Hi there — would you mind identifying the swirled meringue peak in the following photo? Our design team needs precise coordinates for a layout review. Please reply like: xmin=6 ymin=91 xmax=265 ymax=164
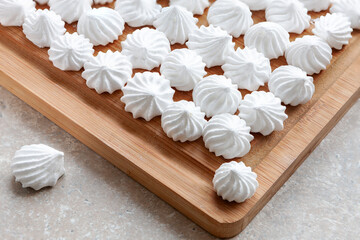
xmin=121 ymin=72 xmax=175 ymax=121
xmin=207 ymin=0 xmax=253 ymax=38
xmin=203 ymin=114 xmax=254 ymax=159
xmin=0 ymin=0 xmax=35 ymax=26
xmin=213 ymin=161 xmax=258 ymax=203
xmin=239 ymin=91 xmax=288 ymax=136
xmin=23 ymin=9 xmax=66 ymax=48
xmin=285 ymin=35 xmax=332 ymax=75
xmin=115 ymin=0 xmax=161 ymax=27
xmin=238 ymin=0 xmax=268 ymax=11
xmin=298 ymin=0 xmax=330 ymax=12
xmin=244 ymin=22 xmax=290 ymax=59
xmin=35 ymin=0 xmax=49 ymax=5
xmin=161 ymin=100 xmax=207 ymax=142
xmin=94 ymin=0 xmax=113 ymax=4
xmin=265 ymin=0 xmax=310 ymax=34
xmin=48 ymin=32 xmax=94 ymax=71
xmin=154 ymin=6 xmax=198 ymax=45
xmin=330 ymin=0 xmax=360 ymax=29
xmin=121 ymin=28 xmax=170 ymax=70
xmin=170 ymin=0 xmax=210 ymax=15
xmin=186 ymin=25 xmax=235 ymax=68
xmin=313 ymin=13 xmax=353 ymax=50
xmin=49 ymin=0 xmax=92 ymax=24
xmin=269 ymin=66 xmax=315 ymax=106
xmin=82 ymin=51 xmax=132 ymax=94
xmin=222 ymin=47 xmax=271 ymax=91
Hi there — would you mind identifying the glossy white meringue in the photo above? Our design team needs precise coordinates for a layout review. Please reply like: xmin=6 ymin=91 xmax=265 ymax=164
xmin=23 ymin=9 xmax=66 ymax=48
xmin=269 ymin=66 xmax=315 ymax=106
xmin=36 ymin=0 xmax=49 ymax=4
xmin=313 ymin=13 xmax=353 ymax=50
xmin=244 ymin=22 xmax=290 ymax=59
xmin=11 ymin=144 xmax=65 ymax=191
xmin=213 ymin=161 xmax=258 ymax=203
xmin=48 ymin=0 xmax=92 ymax=24
xmin=285 ymin=35 xmax=332 ymax=75
xmin=298 ymin=0 xmax=330 ymax=12
xmin=48 ymin=32 xmax=94 ymax=71
xmin=82 ymin=50 xmax=132 ymax=94
xmin=121 ymin=72 xmax=175 ymax=121
xmin=330 ymin=0 xmax=360 ymax=29
xmin=193 ymin=75 xmax=242 ymax=118
xmin=203 ymin=114 xmax=254 ymax=159
xmin=161 ymin=100 xmax=207 ymax=142
xmin=169 ymin=0 xmax=210 ymax=15
xmin=238 ymin=91 xmax=288 ymax=136
xmin=115 ymin=0 xmax=161 ymax=27
xmin=0 ymin=0 xmax=35 ymax=26
xmin=187 ymin=25 xmax=235 ymax=68
xmin=238 ymin=0 xmax=268 ymax=11
xmin=121 ymin=28 xmax=170 ymax=70
xmin=222 ymin=47 xmax=271 ymax=91
xmin=94 ymin=0 xmax=113 ymax=4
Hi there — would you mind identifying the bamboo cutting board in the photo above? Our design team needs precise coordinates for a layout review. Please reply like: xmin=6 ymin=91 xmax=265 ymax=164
xmin=1 ymin=1 xmax=360 ymax=238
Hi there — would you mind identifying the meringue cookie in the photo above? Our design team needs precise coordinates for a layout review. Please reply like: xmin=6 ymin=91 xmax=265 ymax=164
xmin=269 ymin=66 xmax=315 ymax=106
xmin=0 ymin=0 xmax=35 ymax=26
xmin=11 ymin=144 xmax=65 ymax=191
xmin=330 ymin=0 xmax=360 ymax=29
xmin=161 ymin=100 xmax=207 ymax=142
xmin=193 ymin=75 xmax=242 ymax=118
xmin=35 ymin=0 xmax=49 ymax=5
xmin=265 ymin=0 xmax=311 ymax=34
xmin=121 ymin=72 xmax=175 ymax=121
xmin=49 ymin=0 xmax=92 ymax=24
xmin=160 ymin=49 xmax=206 ymax=91
xmin=238 ymin=0 xmax=268 ymax=11
xmin=48 ymin=32 xmax=94 ymax=71
xmin=23 ymin=9 xmax=66 ymax=48
xmin=115 ymin=0 xmax=161 ymax=27
xmin=169 ymin=0 xmax=210 ymax=15
xmin=285 ymin=35 xmax=332 ymax=75
xmin=203 ymin=114 xmax=254 ymax=159
xmin=313 ymin=13 xmax=353 ymax=50
xmin=186 ymin=25 xmax=235 ymax=68
xmin=213 ymin=161 xmax=258 ymax=203
xmin=94 ymin=0 xmax=113 ymax=4
xmin=244 ymin=22 xmax=290 ymax=59
xmin=82 ymin=51 xmax=132 ymax=94
xmin=77 ymin=7 xmax=124 ymax=46
xmin=238 ymin=91 xmax=288 ymax=136
xmin=207 ymin=0 xmax=253 ymax=38
xmin=222 ymin=47 xmax=271 ymax=91
xmin=298 ymin=0 xmax=330 ymax=12
xmin=121 ymin=28 xmax=171 ymax=70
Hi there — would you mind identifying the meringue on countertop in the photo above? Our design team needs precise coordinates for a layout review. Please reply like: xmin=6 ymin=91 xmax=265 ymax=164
xmin=239 ymin=91 xmax=288 ymax=136
xmin=0 ymin=0 xmax=35 ymax=26
xmin=298 ymin=0 xmax=330 ymax=12
xmin=49 ymin=0 xmax=92 ymax=24
xmin=170 ymin=0 xmax=210 ymax=15
xmin=330 ymin=0 xmax=360 ymax=29
xmin=238 ymin=0 xmax=268 ymax=11
xmin=203 ymin=114 xmax=254 ymax=159
xmin=213 ymin=161 xmax=258 ymax=203
xmin=160 ymin=49 xmax=206 ymax=91
xmin=35 ymin=0 xmax=49 ymax=5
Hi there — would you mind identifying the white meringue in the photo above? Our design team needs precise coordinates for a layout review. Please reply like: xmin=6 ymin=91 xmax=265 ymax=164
xmin=285 ymin=35 xmax=332 ymax=75
xmin=330 ymin=0 xmax=360 ymax=29
xmin=161 ymin=100 xmax=207 ymax=142
xmin=11 ymin=144 xmax=65 ymax=191
xmin=222 ymin=47 xmax=271 ymax=91
xmin=121 ymin=72 xmax=175 ymax=121
xmin=48 ymin=32 xmax=94 ymax=71
xmin=193 ymin=75 xmax=242 ymax=118
xmin=48 ymin=0 xmax=92 ymax=24
xmin=238 ymin=0 xmax=268 ymax=11
xmin=115 ymin=0 xmax=161 ymax=27
xmin=0 ymin=0 xmax=35 ymax=26
xmin=244 ymin=22 xmax=290 ymax=59
xmin=169 ymin=0 xmax=210 ymax=15
xmin=186 ymin=25 xmax=235 ymax=68
xmin=160 ymin=49 xmax=206 ymax=91
xmin=213 ymin=161 xmax=258 ymax=203
xmin=298 ymin=0 xmax=330 ymax=12
xmin=313 ymin=13 xmax=353 ymax=50
xmin=238 ymin=91 xmax=288 ymax=136
xmin=35 ymin=0 xmax=49 ymax=5
xmin=121 ymin=28 xmax=170 ymax=70
xmin=269 ymin=66 xmax=315 ymax=106
xmin=203 ymin=114 xmax=254 ymax=159
xmin=82 ymin=50 xmax=132 ymax=94
xmin=207 ymin=0 xmax=253 ymax=38
xmin=94 ymin=0 xmax=113 ymax=4
xmin=23 ymin=9 xmax=66 ymax=48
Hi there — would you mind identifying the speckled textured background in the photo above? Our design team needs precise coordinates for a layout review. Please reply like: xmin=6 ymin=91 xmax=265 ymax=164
xmin=0 ymin=86 xmax=359 ymax=240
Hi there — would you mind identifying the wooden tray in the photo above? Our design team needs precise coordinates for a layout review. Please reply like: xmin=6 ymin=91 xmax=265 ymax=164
xmin=1 ymin=1 xmax=359 ymax=238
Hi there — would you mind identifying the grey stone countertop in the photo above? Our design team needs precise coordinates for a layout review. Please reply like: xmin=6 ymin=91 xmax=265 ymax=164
xmin=0 ymin=86 xmax=359 ymax=240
